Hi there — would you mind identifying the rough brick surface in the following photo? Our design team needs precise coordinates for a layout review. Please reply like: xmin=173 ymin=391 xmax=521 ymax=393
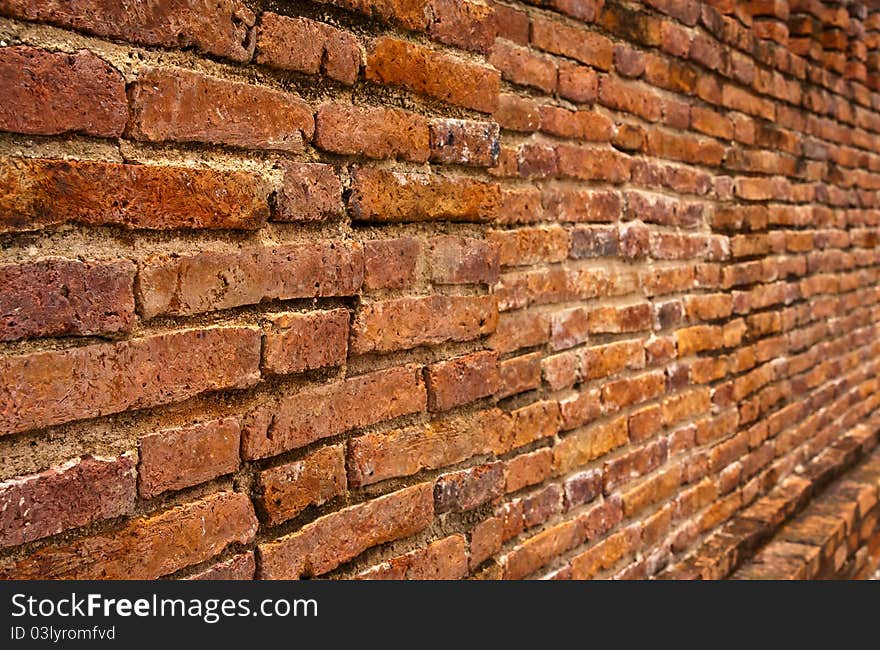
xmin=128 ymin=68 xmax=314 ymax=152
xmin=258 ymin=484 xmax=434 ymax=579
xmin=0 ymin=158 xmax=269 ymax=231
xmin=138 ymin=418 xmax=241 ymax=498
xmin=0 ymin=492 xmax=257 ymax=579
xmin=0 ymin=46 xmax=126 ymax=137
xmin=0 ymin=328 xmax=260 ymax=435
xmin=0 ymin=455 xmax=136 ymax=549
xmin=4 ymin=0 xmax=880 ymax=583
xmin=0 ymin=258 xmax=135 ymax=341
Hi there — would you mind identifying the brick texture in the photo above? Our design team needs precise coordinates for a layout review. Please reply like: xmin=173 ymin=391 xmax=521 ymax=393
xmin=3 ymin=0 xmax=880 ymax=583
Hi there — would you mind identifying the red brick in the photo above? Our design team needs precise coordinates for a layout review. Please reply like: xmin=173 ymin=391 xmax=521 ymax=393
xmin=614 ymin=44 xmax=646 ymax=77
xmin=242 ymin=365 xmax=426 ymax=460
xmin=137 ymin=242 xmax=363 ymax=318
xmin=522 ymin=484 xmax=564 ymax=527
xmin=564 ymin=468 xmax=603 ymax=508
xmin=366 ymin=37 xmax=499 ymax=112
xmin=487 ymin=309 xmax=549 ymax=353
xmin=0 ymin=327 xmax=260 ymax=436
xmin=0 ymin=258 xmax=135 ymax=341
xmin=186 ymin=552 xmax=256 ymax=580
xmin=495 ymin=94 xmax=541 ymax=131
xmin=262 ymin=309 xmax=349 ymax=376
xmin=259 ymin=483 xmax=433 ymax=579
xmin=351 ymin=295 xmax=497 ymax=354
xmin=470 ymin=503 xmax=522 ymax=567
xmin=315 ymin=103 xmax=429 ymax=161
xmin=553 ymin=415 xmax=628 ymax=474
xmin=257 ymin=444 xmax=346 ymax=526
xmin=357 ymin=534 xmax=469 ymax=579
xmin=488 ymin=226 xmax=570 ymax=267
xmin=349 ymin=408 xmax=506 ymax=486
xmin=498 ymin=352 xmax=542 ymax=398
xmin=0 ymin=492 xmax=257 ymax=579
xmin=602 ymin=371 xmax=665 ymax=411
xmin=0 ymin=46 xmax=126 ymax=137
xmin=489 ymin=40 xmax=557 ymax=93
xmin=429 ymin=119 xmax=500 ymax=167
xmin=350 ymin=167 xmax=501 ymax=222
xmin=502 ymin=518 xmax=581 ymax=579
xmin=274 ymin=162 xmax=342 ymax=221
xmin=599 ymin=76 xmax=663 ymax=121
xmin=0 ymin=0 xmax=256 ymax=62
xmin=539 ymin=105 xmax=614 ymax=141
xmin=363 ymin=238 xmax=420 ymax=290
xmin=429 ymin=236 xmax=500 ymax=284
xmin=426 ymin=351 xmax=501 ymax=411
xmin=558 ymin=388 xmax=602 ymax=431
xmin=506 ymin=448 xmax=553 ymax=493
xmin=128 ymin=68 xmax=313 ymax=152
xmin=428 ymin=0 xmax=496 ymax=53
xmin=558 ymin=61 xmax=599 ymax=103
xmin=183 ymin=551 xmax=257 ymax=580
xmin=0 ymin=455 xmax=135 ymax=549
xmin=138 ymin=418 xmax=240 ymax=499
xmin=580 ymin=339 xmax=646 ymax=380
xmin=498 ymin=401 xmax=560 ymax=453
xmin=531 ymin=16 xmax=614 ymax=70
xmin=543 ymin=188 xmax=622 ymax=222
xmin=435 ymin=462 xmax=505 ymax=513
xmin=556 ymin=145 xmax=632 ymax=183
xmin=255 ymin=13 xmax=360 ymax=84
xmin=492 ymin=1 xmax=529 ymax=44
xmin=0 ymin=157 xmax=269 ymax=232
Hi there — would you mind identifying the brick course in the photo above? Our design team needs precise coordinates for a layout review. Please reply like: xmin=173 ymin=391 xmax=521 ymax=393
xmin=1 ymin=0 xmax=880 ymax=581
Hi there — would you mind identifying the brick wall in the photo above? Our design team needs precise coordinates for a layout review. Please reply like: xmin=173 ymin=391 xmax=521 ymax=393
xmin=1 ymin=0 xmax=879 ymax=580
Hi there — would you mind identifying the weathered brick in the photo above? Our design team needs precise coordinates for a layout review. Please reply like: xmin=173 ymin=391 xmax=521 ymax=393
xmin=366 ymin=37 xmax=499 ymax=112
xmin=0 ymin=46 xmax=126 ymax=137
xmin=128 ymin=68 xmax=313 ymax=151
xmin=0 ymin=455 xmax=135 ymax=549
xmin=0 ymin=158 xmax=269 ymax=232
xmin=435 ymin=462 xmax=505 ymax=513
xmin=429 ymin=119 xmax=500 ymax=167
xmin=137 ymin=242 xmax=363 ymax=318
xmin=259 ymin=483 xmax=433 ymax=579
xmin=0 ymin=258 xmax=135 ymax=341
xmin=351 ymin=295 xmax=497 ymax=354
xmin=490 ymin=40 xmax=557 ymax=93
xmin=363 ymin=238 xmax=420 ymax=290
xmin=0 ymin=0 xmax=256 ymax=61
xmin=315 ymin=103 xmax=429 ymax=161
xmin=426 ymin=351 xmax=501 ymax=411
xmin=0 ymin=327 xmax=260 ymax=436
xmin=531 ymin=16 xmax=614 ymax=70
xmin=257 ymin=444 xmax=346 ymax=525
xmin=138 ymin=418 xmax=240 ymax=499
xmin=429 ymin=236 xmax=500 ymax=284
xmin=498 ymin=352 xmax=542 ymax=398
xmin=242 ymin=365 xmax=426 ymax=460
xmin=506 ymin=448 xmax=553 ymax=493
xmin=488 ymin=226 xmax=571 ymax=267
xmin=186 ymin=552 xmax=255 ymax=580
xmin=348 ymin=408 xmax=506 ymax=486
xmin=255 ymin=13 xmax=360 ymax=84
xmin=357 ymin=534 xmax=468 ymax=580
xmin=427 ymin=0 xmax=496 ymax=53
xmin=274 ymin=162 xmax=343 ymax=221
xmin=350 ymin=168 xmax=501 ymax=222
xmin=0 ymin=492 xmax=257 ymax=579
xmin=262 ymin=309 xmax=349 ymax=376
